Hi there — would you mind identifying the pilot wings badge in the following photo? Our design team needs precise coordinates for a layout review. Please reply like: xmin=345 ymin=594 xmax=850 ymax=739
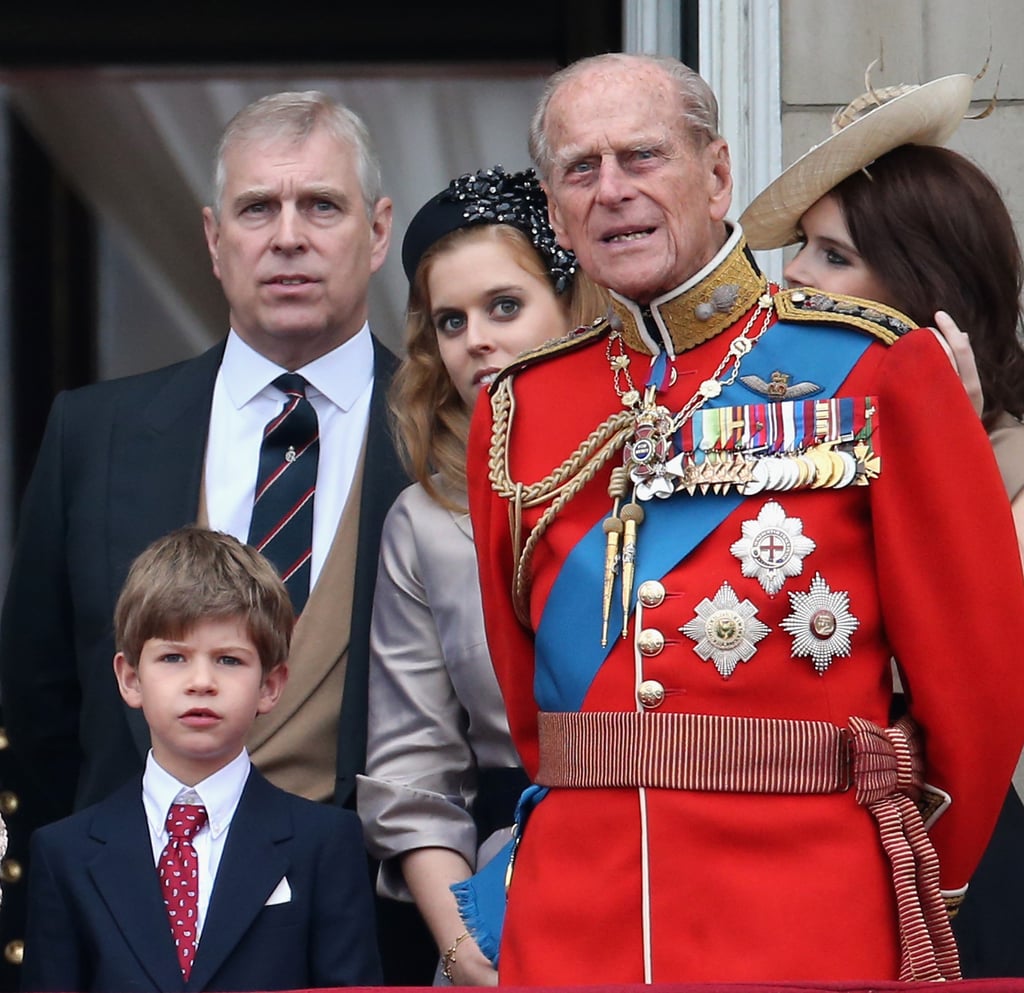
xmin=740 ymin=370 xmax=821 ymax=400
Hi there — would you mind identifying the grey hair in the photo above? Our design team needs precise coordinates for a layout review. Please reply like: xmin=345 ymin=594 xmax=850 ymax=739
xmin=211 ymin=90 xmax=384 ymax=219
xmin=528 ymin=53 xmax=721 ymax=181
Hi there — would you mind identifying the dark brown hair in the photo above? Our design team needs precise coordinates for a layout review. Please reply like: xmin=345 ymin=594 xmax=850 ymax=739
xmin=114 ymin=526 xmax=293 ymax=674
xmin=834 ymin=143 xmax=1024 ymax=420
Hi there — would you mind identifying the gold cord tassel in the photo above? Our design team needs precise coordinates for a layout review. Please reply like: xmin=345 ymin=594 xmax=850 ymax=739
xmin=601 ymin=467 xmax=629 ymax=645
xmin=620 ymin=499 xmax=645 ymax=637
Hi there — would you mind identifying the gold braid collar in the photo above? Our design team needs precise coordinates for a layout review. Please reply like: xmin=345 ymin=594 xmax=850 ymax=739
xmin=611 ymin=238 xmax=767 ymax=355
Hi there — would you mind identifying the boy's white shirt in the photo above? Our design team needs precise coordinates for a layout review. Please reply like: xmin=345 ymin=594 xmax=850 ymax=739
xmin=142 ymin=748 xmax=252 ymax=940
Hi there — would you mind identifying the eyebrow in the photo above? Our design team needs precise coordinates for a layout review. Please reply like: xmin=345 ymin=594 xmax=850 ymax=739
xmin=814 ymin=232 xmax=863 ymax=258
xmin=231 ymin=184 xmax=350 ymax=207
xmin=551 ymin=143 xmax=589 ymax=169
xmin=551 ymin=133 xmax=671 ymax=169
xmin=302 ymin=184 xmax=350 ymax=205
xmin=431 ymin=282 xmax=527 ymax=310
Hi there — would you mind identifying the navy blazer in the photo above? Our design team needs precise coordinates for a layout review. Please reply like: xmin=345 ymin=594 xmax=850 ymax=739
xmin=22 ymin=768 xmax=382 ymax=992
xmin=0 ymin=336 xmax=406 ymax=817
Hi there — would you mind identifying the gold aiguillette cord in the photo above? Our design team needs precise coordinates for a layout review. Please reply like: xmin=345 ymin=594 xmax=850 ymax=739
xmin=601 ymin=467 xmax=629 ymax=646
xmin=620 ymin=498 xmax=645 ymax=638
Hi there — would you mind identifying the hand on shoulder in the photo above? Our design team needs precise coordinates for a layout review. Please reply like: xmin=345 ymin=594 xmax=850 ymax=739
xmin=930 ymin=311 xmax=984 ymax=418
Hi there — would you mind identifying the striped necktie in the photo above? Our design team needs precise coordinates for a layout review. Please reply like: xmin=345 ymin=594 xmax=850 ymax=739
xmin=247 ymin=373 xmax=319 ymax=613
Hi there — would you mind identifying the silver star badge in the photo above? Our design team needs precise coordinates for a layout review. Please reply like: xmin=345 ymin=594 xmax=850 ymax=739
xmin=730 ymin=500 xmax=816 ymax=595
xmin=780 ymin=573 xmax=859 ymax=674
xmin=680 ymin=581 xmax=770 ymax=679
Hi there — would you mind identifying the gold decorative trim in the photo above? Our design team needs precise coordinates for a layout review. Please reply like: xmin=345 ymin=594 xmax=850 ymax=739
xmin=774 ymin=288 xmax=915 ymax=345
xmin=489 ymin=318 xmax=610 ymax=392
xmin=613 ymin=240 xmax=768 ymax=354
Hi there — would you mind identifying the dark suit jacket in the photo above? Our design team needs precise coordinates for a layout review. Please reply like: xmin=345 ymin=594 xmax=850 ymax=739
xmin=22 ymin=768 xmax=382 ymax=992
xmin=0 ymin=336 xmax=406 ymax=817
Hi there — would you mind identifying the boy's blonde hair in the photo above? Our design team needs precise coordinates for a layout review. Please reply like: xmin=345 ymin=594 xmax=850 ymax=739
xmin=114 ymin=527 xmax=293 ymax=675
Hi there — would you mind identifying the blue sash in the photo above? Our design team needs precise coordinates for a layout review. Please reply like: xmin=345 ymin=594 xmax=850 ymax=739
xmin=534 ymin=319 xmax=874 ymax=712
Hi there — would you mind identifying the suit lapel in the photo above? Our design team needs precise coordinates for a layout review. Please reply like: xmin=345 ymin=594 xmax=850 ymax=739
xmin=88 ymin=782 xmax=186 ymax=992
xmin=335 ymin=338 xmax=409 ymax=807
xmin=109 ymin=343 xmax=224 ymax=755
xmin=187 ymin=770 xmax=291 ymax=991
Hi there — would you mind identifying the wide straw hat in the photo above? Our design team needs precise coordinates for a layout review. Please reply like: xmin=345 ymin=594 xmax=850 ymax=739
xmin=740 ymin=73 xmax=975 ymax=250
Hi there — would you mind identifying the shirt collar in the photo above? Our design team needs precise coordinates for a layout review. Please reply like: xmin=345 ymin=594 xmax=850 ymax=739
xmin=142 ymin=748 xmax=251 ymax=840
xmin=219 ymin=325 xmax=375 ymax=412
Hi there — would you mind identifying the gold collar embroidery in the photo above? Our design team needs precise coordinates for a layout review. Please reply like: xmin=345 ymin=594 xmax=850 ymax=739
xmin=610 ymin=235 xmax=767 ymax=356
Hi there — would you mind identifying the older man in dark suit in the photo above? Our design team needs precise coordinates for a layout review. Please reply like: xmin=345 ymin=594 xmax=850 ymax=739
xmin=0 ymin=90 xmax=426 ymax=983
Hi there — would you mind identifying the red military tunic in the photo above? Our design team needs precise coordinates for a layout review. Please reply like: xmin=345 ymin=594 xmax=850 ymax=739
xmin=467 ymin=233 xmax=1024 ymax=984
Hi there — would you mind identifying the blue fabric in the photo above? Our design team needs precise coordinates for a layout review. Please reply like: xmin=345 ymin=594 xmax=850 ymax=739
xmin=451 ymin=838 xmax=511 ymax=966
xmin=451 ymin=785 xmax=548 ymax=967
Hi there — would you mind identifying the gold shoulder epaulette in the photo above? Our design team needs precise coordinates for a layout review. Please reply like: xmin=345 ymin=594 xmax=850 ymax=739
xmin=490 ymin=315 xmax=611 ymax=392
xmin=773 ymin=288 xmax=915 ymax=345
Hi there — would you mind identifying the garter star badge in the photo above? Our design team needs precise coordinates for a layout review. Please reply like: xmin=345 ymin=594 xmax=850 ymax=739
xmin=680 ymin=581 xmax=770 ymax=679
xmin=780 ymin=573 xmax=859 ymax=674
xmin=730 ymin=500 xmax=816 ymax=596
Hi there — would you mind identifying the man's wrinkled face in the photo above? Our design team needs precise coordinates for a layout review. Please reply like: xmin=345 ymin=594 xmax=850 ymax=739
xmin=542 ymin=64 xmax=732 ymax=304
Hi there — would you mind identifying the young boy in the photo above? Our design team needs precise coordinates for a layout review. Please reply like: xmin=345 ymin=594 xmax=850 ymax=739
xmin=22 ymin=527 xmax=382 ymax=992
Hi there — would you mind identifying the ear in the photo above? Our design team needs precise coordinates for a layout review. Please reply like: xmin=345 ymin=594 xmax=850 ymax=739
xmin=113 ymin=652 xmax=144 ymax=710
xmin=202 ymin=206 xmax=222 ymax=281
xmin=706 ymin=139 xmax=733 ymax=223
xmin=256 ymin=663 xmax=288 ymax=715
xmin=542 ymin=181 xmax=573 ymax=251
xmin=368 ymin=197 xmax=393 ymax=275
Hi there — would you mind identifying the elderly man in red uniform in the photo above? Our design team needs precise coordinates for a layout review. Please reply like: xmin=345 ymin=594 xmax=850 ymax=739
xmin=467 ymin=53 xmax=1024 ymax=985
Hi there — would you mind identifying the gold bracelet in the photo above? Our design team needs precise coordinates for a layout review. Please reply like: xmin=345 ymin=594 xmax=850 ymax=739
xmin=441 ymin=930 xmax=471 ymax=982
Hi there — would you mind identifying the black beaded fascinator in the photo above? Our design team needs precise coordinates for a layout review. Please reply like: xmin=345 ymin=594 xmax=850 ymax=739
xmin=401 ymin=165 xmax=577 ymax=294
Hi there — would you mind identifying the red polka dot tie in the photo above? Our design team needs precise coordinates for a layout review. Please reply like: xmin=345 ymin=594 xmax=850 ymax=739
xmin=159 ymin=803 xmax=208 ymax=979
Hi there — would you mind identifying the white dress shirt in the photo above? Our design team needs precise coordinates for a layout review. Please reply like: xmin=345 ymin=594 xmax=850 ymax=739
xmin=142 ymin=748 xmax=252 ymax=942
xmin=204 ymin=327 xmax=374 ymax=589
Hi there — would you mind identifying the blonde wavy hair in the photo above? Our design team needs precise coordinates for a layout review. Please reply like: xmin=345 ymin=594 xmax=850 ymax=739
xmin=390 ymin=223 xmax=608 ymax=511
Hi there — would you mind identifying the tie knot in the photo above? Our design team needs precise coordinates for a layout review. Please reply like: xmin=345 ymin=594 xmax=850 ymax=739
xmin=165 ymin=803 xmax=208 ymax=840
xmin=273 ymin=372 xmax=309 ymax=399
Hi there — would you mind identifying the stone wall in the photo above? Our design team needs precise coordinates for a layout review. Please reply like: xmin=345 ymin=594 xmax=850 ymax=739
xmin=777 ymin=0 xmax=1024 ymax=229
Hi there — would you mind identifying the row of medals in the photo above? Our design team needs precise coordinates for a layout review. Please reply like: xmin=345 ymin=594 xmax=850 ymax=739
xmin=667 ymin=438 xmax=880 ymax=498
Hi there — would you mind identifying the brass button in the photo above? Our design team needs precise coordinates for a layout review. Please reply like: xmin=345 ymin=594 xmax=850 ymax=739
xmin=0 ymin=727 xmax=8 ymax=750
xmin=4 ymin=940 xmax=23 ymax=966
xmin=637 ymin=580 xmax=666 ymax=608
xmin=0 ymin=792 xmax=18 ymax=816
xmin=637 ymin=680 xmax=665 ymax=709
xmin=637 ymin=628 xmax=665 ymax=657
xmin=1 ymin=859 xmax=22 ymax=884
